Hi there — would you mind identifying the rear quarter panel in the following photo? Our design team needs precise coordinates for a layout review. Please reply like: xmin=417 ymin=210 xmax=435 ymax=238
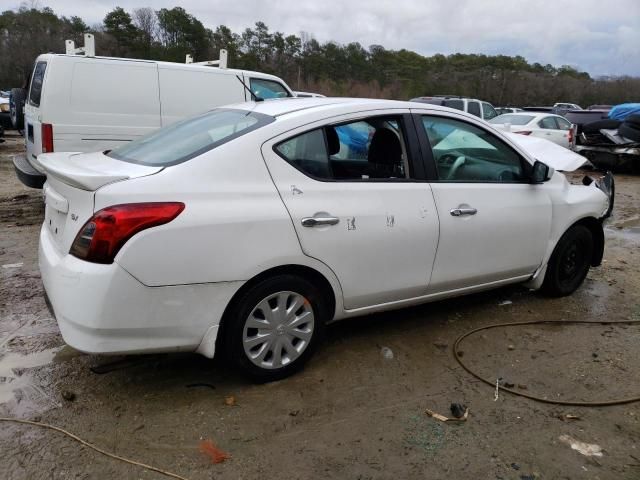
xmin=94 ymin=134 xmax=334 ymax=290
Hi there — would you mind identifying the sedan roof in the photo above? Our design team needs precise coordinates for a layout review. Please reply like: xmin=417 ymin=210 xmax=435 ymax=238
xmin=227 ymin=97 xmax=447 ymax=118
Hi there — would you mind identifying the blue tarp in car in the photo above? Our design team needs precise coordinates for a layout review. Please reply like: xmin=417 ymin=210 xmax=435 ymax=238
xmin=608 ymin=103 xmax=640 ymax=121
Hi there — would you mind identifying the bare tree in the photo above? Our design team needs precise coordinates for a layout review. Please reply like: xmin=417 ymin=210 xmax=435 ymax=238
xmin=132 ymin=7 xmax=157 ymax=55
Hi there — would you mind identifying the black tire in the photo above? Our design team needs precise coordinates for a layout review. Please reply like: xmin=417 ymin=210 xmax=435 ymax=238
xmin=10 ymin=88 xmax=26 ymax=131
xmin=618 ymin=122 xmax=640 ymax=143
xmin=221 ymin=274 xmax=328 ymax=382
xmin=581 ymin=119 xmax=621 ymax=134
xmin=542 ymin=225 xmax=594 ymax=297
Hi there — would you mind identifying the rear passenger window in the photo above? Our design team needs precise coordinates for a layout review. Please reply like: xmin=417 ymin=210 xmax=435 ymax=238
xmin=29 ymin=61 xmax=47 ymax=107
xmin=556 ymin=117 xmax=572 ymax=130
xmin=444 ymin=99 xmax=464 ymax=111
xmin=275 ymin=117 xmax=409 ymax=181
xmin=467 ymin=101 xmax=481 ymax=117
xmin=538 ymin=117 xmax=557 ymax=129
xmin=250 ymin=79 xmax=290 ymax=99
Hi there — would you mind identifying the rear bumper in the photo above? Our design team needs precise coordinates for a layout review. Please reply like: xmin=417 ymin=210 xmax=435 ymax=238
xmin=39 ymin=225 xmax=242 ymax=357
xmin=13 ymin=154 xmax=46 ymax=189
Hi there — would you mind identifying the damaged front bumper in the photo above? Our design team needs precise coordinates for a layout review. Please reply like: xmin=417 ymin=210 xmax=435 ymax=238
xmin=582 ymin=171 xmax=615 ymax=219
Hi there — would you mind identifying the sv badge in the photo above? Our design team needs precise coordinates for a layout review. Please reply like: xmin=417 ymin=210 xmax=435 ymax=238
xmin=70 ymin=213 xmax=78 ymax=221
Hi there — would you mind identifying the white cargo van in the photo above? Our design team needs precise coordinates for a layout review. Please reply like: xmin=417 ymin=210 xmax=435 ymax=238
xmin=15 ymin=49 xmax=294 ymax=188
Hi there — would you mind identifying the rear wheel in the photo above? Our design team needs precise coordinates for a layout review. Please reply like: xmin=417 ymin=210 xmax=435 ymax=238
xmin=542 ymin=225 xmax=594 ymax=296
xmin=222 ymin=274 xmax=327 ymax=382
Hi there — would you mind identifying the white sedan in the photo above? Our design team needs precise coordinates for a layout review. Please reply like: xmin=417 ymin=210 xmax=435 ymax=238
xmin=490 ymin=112 xmax=575 ymax=148
xmin=37 ymin=98 xmax=613 ymax=381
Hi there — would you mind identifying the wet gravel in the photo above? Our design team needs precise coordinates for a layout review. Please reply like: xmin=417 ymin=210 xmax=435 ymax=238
xmin=1 ymin=135 xmax=639 ymax=479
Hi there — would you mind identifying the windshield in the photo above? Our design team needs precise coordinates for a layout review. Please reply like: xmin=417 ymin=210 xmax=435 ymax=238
xmin=490 ymin=114 xmax=534 ymax=126
xmin=108 ymin=109 xmax=274 ymax=166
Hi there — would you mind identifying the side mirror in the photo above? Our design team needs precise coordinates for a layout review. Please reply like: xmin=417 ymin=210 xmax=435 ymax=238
xmin=530 ymin=160 xmax=550 ymax=184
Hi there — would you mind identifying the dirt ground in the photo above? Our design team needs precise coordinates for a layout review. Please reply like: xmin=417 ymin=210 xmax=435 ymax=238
xmin=1 ymin=131 xmax=639 ymax=480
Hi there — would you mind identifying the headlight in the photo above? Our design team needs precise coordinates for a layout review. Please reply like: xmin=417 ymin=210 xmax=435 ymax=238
xmin=0 ymin=103 xmax=9 ymax=112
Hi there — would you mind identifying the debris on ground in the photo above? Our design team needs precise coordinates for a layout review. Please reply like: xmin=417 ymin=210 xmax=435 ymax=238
xmin=61 ymin=390 xmax=76 ymax=402
xmin=425 ymin=406 xmax=469 ymax=422
xmin=199 ymin=439 xmax=231 ymax=464
xmin=450 ymin=403 xmax=467 ymax=418
xmin=508 ymin=344 xmax=516 ymax=351
xmin=559 ymin=434 xmax=604 ymax=457
xmin=499 ymin=300 xmax=513 ymax=306
xmin=2 ymin=262 xmax=23 ymax=269
xmin=224 ymin=395 xmax=236 ymax=406
xmin=558 ymin=414 xmax=581 ymax=421
xmin=380 ymin=346 xmax=394 ymax=360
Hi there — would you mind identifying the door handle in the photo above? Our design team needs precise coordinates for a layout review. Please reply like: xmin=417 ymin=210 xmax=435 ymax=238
xmin=450 ymin=207 xmax=477 ymax=217
xmin=301 ymin=216 xmax=340 ymax=227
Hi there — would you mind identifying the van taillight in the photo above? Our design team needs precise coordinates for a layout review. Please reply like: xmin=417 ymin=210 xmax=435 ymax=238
xmin=42 ymin=123 xmax=54 ymax=152
xmin=69 ymin=203 xmax=185 ymax=264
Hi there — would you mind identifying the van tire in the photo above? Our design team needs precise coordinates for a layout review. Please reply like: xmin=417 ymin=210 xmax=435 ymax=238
xmin=10 ymin=88 xmax=26 ymax=131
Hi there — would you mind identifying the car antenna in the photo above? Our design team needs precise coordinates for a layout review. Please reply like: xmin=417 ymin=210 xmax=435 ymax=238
xmin=236 ymin=75 xmax=263 ymax=102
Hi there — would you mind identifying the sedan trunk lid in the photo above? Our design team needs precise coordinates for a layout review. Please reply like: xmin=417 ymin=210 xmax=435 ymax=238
xmin=35 ymin=151 xmax=163 ymax=191
xmin=38 ymin=151 xmax=163 ymax=253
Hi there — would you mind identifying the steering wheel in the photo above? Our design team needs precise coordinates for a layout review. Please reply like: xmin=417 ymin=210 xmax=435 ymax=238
xmin=446 ymin=155 xmax=466 ymax=180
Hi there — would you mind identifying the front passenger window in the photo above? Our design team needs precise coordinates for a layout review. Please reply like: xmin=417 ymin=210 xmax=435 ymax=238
xmin=421 ymin=116 xmax=527 ymax=183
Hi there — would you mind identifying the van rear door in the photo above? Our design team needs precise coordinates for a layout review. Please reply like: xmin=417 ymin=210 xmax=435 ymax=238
xmin=25 ymin=59 xmax=48 ymax=169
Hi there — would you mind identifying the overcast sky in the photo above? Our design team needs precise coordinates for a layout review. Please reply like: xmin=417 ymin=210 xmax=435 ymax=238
xmin=17 ymin=0 xmax=640 ymax=76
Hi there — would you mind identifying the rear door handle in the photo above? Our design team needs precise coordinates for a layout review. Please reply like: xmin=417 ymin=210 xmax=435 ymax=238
xmin=301 ymin=216 xmax=340 ymax=227
xmin=450 ymin=207 xmax=477 ymax=217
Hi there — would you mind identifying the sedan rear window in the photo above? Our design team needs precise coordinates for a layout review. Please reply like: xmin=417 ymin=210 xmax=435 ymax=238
xmin=489 ymin=114 xmax=534 ymax=126
xmin=108 ymin=109 xmax=274 ymax=166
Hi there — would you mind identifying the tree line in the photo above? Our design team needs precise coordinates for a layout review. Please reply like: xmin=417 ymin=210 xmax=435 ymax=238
xmin=1 ymin=4 xmax=639 ymax=107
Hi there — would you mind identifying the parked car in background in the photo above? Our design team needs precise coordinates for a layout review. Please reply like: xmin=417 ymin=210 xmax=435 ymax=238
xmin=410 ymin=95 xmax=499 ymax=121
xmin=38 ymin=97 xmax=613 ymax=381
xmin=14 ymin=46 xmax=294 ymax=189
xmin=495 ymin=107 xmax=524 ymax=115
xmin=554 ymin=102 xmax=582 ymax=111
xmin=490 ymin=112 xmax=575 ymax=149
xmin=0 ymin=91 xmax=11 ymax=129
xmin=588 ymin=105 xmax=612 ymax=111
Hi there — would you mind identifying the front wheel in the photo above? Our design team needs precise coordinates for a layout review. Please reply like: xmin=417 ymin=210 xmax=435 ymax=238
xmin=222 ymin=274 xmax=327 ymax=382
xmin=541 ymin=225 xmax=594 ymax=297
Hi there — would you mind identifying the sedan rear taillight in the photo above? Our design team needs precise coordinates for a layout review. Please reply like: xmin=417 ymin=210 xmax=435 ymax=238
xmin=69 ymin=203 xmax=185 ymax=264
xmin=42 ymin=123 xmax=54 ymax=152
xmin=514 ymin=130 xmax=532 ymax=135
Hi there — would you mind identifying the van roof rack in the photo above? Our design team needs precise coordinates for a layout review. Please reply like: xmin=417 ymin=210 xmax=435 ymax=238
xmin=65 ymin=34 xmax=95 ymax=57
xmin=185 ymin=49 xmax=228 ymax=69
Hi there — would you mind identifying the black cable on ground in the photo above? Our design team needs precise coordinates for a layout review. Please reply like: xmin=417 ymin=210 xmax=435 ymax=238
xmin=453 ymin=319 xmax=640 ymax=406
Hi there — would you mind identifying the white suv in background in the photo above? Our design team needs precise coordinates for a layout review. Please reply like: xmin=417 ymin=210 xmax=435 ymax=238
xmin=410 ymin=96 xmax=499 ymax=121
